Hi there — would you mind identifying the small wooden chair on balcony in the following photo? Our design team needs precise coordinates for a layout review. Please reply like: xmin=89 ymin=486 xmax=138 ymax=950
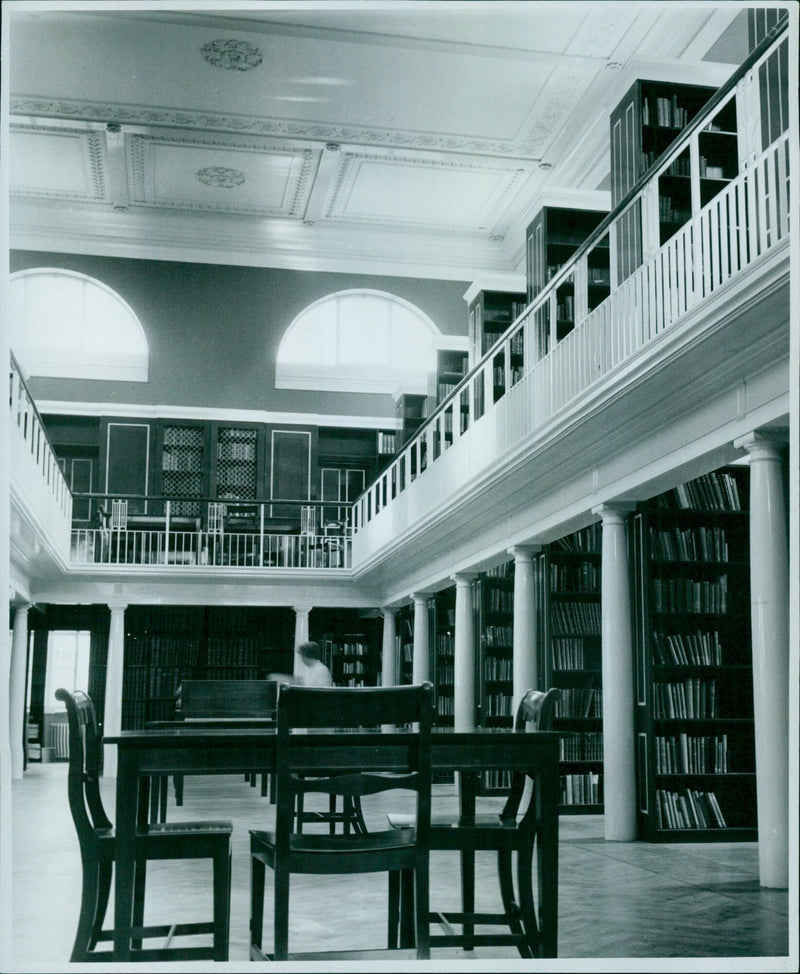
xmin=387 ymin=687 xmax=561 ymax=958
xmin=55 ymin=687 xmax=233 ymax=963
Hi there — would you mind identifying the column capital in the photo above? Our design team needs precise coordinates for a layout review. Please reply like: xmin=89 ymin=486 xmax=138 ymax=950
xmin=380 ymin=606 xmax=398 ymax=618
xmin=592 ymin=502 xmax=636 ymax=522
xmin=734 ymin=431 xmax=788 ymax=461
xmin=411 ymin=591 xmax=433 ymax=605
xmin=12 ymin=602 xmax=31 ymax=617
xmin=292 ymin=604 xmax=312 ymax=616
xmin=507 ymin=544 xmax=541 ymax=562
xmin=108 ymin=600 xmax=128 ymax=613
xmin=451 ymin=572 xmax=478 ymax=586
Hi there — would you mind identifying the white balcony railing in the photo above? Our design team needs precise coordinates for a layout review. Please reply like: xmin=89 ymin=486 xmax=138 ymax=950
xmin=69 ymin=498 xmax=353 ymax=570
xmin=9 ymin=353 xmax=73 ymax=557
xmin=353 ymin=20 xmax=790 ymax=539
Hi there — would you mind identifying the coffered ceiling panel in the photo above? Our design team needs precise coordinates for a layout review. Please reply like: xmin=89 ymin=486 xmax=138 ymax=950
xmin=129 ymin=135 xmax=316 ymax=216
xmin=327 ymin=153 xmax=528 ymax=231
xmin=10 ymin=127 xmax=106 ymax=201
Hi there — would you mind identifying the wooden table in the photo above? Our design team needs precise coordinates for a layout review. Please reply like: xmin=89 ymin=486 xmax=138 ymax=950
xmin=106 ymin=727 xmax=560 ymax=960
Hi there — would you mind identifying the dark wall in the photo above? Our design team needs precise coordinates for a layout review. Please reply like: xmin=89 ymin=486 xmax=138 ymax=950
xmin=11 ymin=251 xmax=470 ymax=419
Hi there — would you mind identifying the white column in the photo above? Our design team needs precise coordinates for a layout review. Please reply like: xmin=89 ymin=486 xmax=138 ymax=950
xmin=593 ymin=504 xmax=637 ymax=841
xmin=293 ymin=605 xmax=311 ymax=678
xmin=9 ymin=605 xmax=30 ymax=779
xmin=452 ymin=574 xmax=476 ymax=732
xmin=380 ymin=608 xmax=397 ymax=688
xmin=735 ymin=433 xmax=789 ymax=888
xmin=381 ymin=608 xmax=398 ymax=732
xmin=103 ymin=602 xmax=127 ymax=778
xmin=509 ymin=545 xmax=540 ymax=705
xmin=411 ymin=593 xmax=430 ymax=685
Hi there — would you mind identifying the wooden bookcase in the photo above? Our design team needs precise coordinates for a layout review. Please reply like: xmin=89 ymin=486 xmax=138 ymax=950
xmin=394 ymin=606 xmax=414 ymax=686
xmin=158 ymin=422 xmax=208 ymax=517
xmin=316 ymin=611 xmax=380 ymax=688
xmin=467 ymin=290 xmax=527 ymax=410
xmin=540 ymin=524 xmax=604 ymax=814
xmin=212 ymin=423 xmax=263 ymax=507
xmin=121 ymin=605 xmax=294 ymax=729
xmin=429 ymin=588 xmax=456 ymax=729
xmin=525 ymin=206 xmax=609 ymax=347
xmin=395 ymin=393 xmax=428 ymax=450
xmin=475 ymin=560 xmax=515 ymax=793
xmin=632 ymin=467 xmax=756 ymax=841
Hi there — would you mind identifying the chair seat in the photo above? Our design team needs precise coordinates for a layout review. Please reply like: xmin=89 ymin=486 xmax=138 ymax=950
xmin=388 ymin=811 xmax=516 ymax=830
xmin=251 ymin=826 xmax=415 ymax=857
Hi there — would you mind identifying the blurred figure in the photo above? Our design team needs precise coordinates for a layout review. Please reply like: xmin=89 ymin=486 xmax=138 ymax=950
xmin=295 ymin=641 xmax=333 ymax=687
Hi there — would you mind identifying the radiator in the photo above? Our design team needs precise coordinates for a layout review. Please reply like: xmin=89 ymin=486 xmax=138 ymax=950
xmin=48 ymin=722 xmax=70 ymax=758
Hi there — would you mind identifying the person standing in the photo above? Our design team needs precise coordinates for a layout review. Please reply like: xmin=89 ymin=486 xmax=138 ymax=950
xmin=295 ymin=641 xmax=333 ymax=687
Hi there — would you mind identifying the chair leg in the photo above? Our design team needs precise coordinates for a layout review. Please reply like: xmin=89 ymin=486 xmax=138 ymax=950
xmin=498 ymin=849 xmax=531 ymax=957
xmin=132 ymin=856 xmax=147 ymax=950
xmin=399 ymin=868 xmax=416 ymax=948
xmin=330 ymin=794 xmax=338 ymax=835
xmin=273 ymin=858 xmax=290 ymax=960
xmin=159 ymin=775 xmax=168 ymax=822
xmin=71 ymin=858 xmax=102 ymax=962
xmin=414 ymin=861 xmax=430 ymax=960
xmin=516 ymin=836 xmax=541 ymax=958
xmin=88 ymin=860 xmax=112 ymax=951
xmin=387 ymin=872 xmax=400 ymax=949
xmin=213 ymin=845 xmax=231 ymax=960
xmin=460 ymin=847 xmax=475 ymax=950
xmin=295 ymin=792 xmax=305 ymax=834
xmin=261 ymin=773 xmax=268 ymax=798
xmin=250 ymin=854 xmax=266 ymax=953
xmin=174 ymin=773 xmax=184 ymax=806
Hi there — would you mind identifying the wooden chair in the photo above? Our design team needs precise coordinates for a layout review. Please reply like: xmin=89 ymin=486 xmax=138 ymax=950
xmin=55 ymin=688 xmax=233 ymax=963
xmin=249 ymin=682 xmax=434 ymax=961
xmin=387 ymin=687 xmax=561 ymax=958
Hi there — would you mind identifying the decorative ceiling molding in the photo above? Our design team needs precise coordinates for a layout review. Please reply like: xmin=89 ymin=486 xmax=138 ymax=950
xmin=200 ymin=38 xmax=264 ymax=71
xmin=196 ymin=166 xmax=247 ymax=188
xmin=10 ymin=96 xmax=543 ymax=160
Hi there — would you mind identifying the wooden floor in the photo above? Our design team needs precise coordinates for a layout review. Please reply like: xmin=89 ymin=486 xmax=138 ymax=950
xmin=10 ymin=762 xmax=791 ymax=972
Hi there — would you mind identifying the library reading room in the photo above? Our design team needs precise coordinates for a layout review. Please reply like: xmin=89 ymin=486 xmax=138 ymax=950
xmin=1 ymin=2 xmax=797 ymax=971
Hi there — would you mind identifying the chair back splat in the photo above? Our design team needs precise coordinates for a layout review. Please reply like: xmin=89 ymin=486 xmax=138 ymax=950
xmin=250 ymin=682 xmax=434 ymax=962
xmin=56 ymin=687 xmax=232 ymax=963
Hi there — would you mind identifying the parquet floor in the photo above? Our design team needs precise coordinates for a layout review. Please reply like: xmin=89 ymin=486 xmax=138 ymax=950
xmin=10 ymin=763 xmax=791 ymax=972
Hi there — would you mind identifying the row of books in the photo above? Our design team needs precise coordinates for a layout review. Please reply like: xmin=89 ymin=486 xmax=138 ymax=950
xmin=552 ymin=525 xmax=601 ymax=553
xmin=655 ymin=788 xmax=728 ymax=830
xmin=338 ymin=660 xmax=368 ymax=676
xmin=482 ymin=624 xmax=513 ymax=647
xmin=325 ymin=636 xmax=370 ymax=656
xmin=486 ymin=588 xmax=514 ymax=613
xmin=124 ymin=664 xmax=190 ymax=700
xmin=216 ymin=441 xmax=256 ymax=461
xmin=556 ymin=295 xmax=575 ymax=322
xmin=551 ymin=637 xmax=594 ymax=671
xmin=652 ymin=576 xmax=728 ymax=614
xmin=658 ymin=195 xmax=689 ymax=224
xmin=125 ymin=636 xmax=202 ymax=666
xmin=644 ymin=95 xmax=690 ymax=128
xmin=655 ymin=733 xmax=730 ymax=774
xmin=554 ymin=687 xmax=602 ymax=718
xmin=163 ymin=426 xmax=204 ymax=448
xmin=377 ymin=431 xmax=397 ymax=454
xmin=129 ymin=606 xmax=205 ymax=633
xmin=550 ymin=601 xmax=602 ymax=634
xmin=484 ymin=657 xmax=512 ymax=680
xmin=437 ymin=695 xmax=454 ymax=716
xmin=653 ymin=678 xmax=718 ymax=719
xmin=559 ymin=731 xmax=603 ymax=762
xmin=206 ymin=636 xmax=263 ymax=666
xmin=437 ymin=634 xmax=454 ymax=653
xmin=400 ymin=642 xmax=414 ymax=663
xmin=652 ymin=629 xmax=723 ymax=666
xmin=437 ymin=663 xmax=454 ymax=684
xmin=482 ymin=300 xmax=526 ymax=324
xmin=483 ymin=692 xmax=513 ymax=717
xmin=655 ymin=472 xmax=742 ymax=512
xmin=699 ymin=157 xmax=727 ymax=179
xmin=549 ymin=559 xmax=599 ymax=592
xmin=162 ymin=454 xmax=205 ymax=472
xmin=649 ymin=524 xmax=730 ymax=563
xmin=560 ymin=772 xmax=603 ymax=806
xmin=204 ymin=665 xmax=262 ymax=680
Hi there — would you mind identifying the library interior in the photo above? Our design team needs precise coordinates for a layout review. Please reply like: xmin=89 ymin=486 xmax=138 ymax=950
xmin=1 ymin=3 xmax=796 ymax=971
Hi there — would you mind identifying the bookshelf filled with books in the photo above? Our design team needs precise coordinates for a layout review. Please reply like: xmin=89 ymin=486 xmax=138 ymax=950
xmin=540 ymin=524 xmax=604 ymax=813
xmin=316 ymin=611 xmax=381 ymax=688
xmin=475 ymin=560 xmax=515 ymax=793
xmin=467 ymin=289 xmax=527 ymax=406
xmin=394 ymin=606 xmax=415 ymax=686
xmin=121 ymin=605 xmax=294 ymax=729
xmin=633 ymin=467 xmax=756 ymax=841
xmin=429 ymin=588 xmax=456 ymax=729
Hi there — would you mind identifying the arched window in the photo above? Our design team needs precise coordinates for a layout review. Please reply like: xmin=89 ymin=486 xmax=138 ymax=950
xmin=9 ymin=268 xmax=149 ymax=381
xmin=275 ymin=290 xmax=440 ymax=393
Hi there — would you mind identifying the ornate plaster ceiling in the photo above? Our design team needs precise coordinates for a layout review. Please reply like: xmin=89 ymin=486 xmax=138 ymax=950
xmin=6 ymin=2 xmax=743 ymax=280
